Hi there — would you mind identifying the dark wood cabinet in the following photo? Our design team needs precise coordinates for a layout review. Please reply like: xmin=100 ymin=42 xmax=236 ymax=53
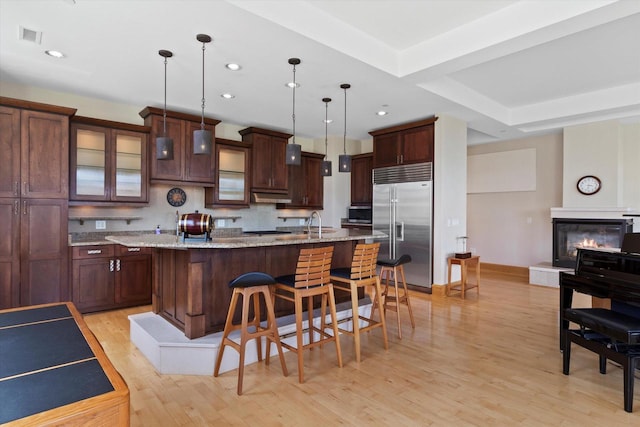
xmin=70 ymin=117 xmax=149 ymax=204
xmin=20 ymin=199 xmax=69 ymax=306
xmin=370 ymin=117 xmax=436 ymax=168
xmin=351 ymin=153 xmax=373 ymax=206
xmin=204 ymin=138 xmax=251 ymax=208
xmin=1 ymin=199 xmax=68 ymax=308
xmin=278 ymin=152 xmax=324 ymax=209
xmin=239 ymin=127 xmax=291 ymax=194
xmin=139 ymin=107 xmax=220 ymax=186
xmin=71 ymin=244 xmax=152 ymax=313
xmin=0 ymin=98 xmax=75 ymax=309
xmin=0 ymin=198 xmax=20 ymax=309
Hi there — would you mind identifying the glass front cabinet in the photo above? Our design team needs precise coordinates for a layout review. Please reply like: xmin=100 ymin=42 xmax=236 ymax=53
xmin=205 ymin=138 xmax=250 ymax=208
xmin=70 ymin=117 xmax=149 ymax=204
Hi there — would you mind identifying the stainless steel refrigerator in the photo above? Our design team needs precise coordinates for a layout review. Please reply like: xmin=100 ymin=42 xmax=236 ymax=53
xmin=373 ymin=163 xmax=432 ymax=288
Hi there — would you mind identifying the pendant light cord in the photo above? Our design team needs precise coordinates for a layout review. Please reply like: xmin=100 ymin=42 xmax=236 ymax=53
xmin=292 ymin=63 xmax=297 ymax=145
xmin=163 ymin=56 xmax=168 ymax=136
xmin=343 ymin=86 xmax=347 ymax=155
xmin=324 ymin=100 xmax=328 ymax=160
xmin=200 ymin=42 xmax=206 ymax=131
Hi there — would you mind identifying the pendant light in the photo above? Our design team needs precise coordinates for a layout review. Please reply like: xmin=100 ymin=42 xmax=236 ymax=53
xmin=156 ymin=49 xmax=174 ymax=160
xmin=339 ymin=83 xmax=352 ymax=172
xmin=321 ymin=97 xmax=332 ymax=176
xmin=193 ymin=34 xmax=212 ymax=155
xmin=286 ymin=58 xmax=302 ymax=165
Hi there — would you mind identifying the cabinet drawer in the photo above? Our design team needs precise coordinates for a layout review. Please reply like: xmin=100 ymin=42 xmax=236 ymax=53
xmin=116 ymin=245 xmax=152 ymax=256
xmin=72 ymin=245 xmax=115 ymax=259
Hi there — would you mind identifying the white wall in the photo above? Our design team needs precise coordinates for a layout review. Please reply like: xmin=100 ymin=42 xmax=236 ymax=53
xmin=433 ymin=115 xmax=468 ymax=285
xmin=467 ymin=133 xmax=563 ymax=267
xmin=563 ymin=120 xmax=640 ymax=210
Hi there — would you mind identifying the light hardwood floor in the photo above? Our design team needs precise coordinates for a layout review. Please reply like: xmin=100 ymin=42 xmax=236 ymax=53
xmin=83 ymin=273 xmax=639 ymax=426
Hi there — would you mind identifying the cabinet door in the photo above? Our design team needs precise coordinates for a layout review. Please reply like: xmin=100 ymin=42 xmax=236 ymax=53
xmin=373 ymin=132 xmax=400 ymax=168
xmin=70 ymin=123 xmax=109 ymax=201
xmin=270 ymin=136 xmax=289 ymax=192
xmin=401 ymin=125 xmax=433 ymax=165
xmin=303 ymin=154 xmax=323 ymax=208
xmin=20 ymin=199 xmax=68 ymax=305
xmin=113 ymin=129 xmax=148 ymax=202
xmin=207 ymin=143 xmax=250 ymax=207
xmin=184 ymin=121 xmax=215 ymax=185
xmin=0 ymin=106 xmax=21 ymax=198
xmin=20 ymin=110 xmax=69 ymax=199
xmin=0 ymin=198 xmax=20 ymax=309
xmin=115 ymin=254 xmax=151 ymax=305
xmin=351 ymin=153 xmax=373 ymax=206
xmin=150 ymin=115 xmax=184 ymax=182
xmin=251 ymin=133 xmax=276 ymax=190
xmin=73 ymin=257 xmax=115 ymax=312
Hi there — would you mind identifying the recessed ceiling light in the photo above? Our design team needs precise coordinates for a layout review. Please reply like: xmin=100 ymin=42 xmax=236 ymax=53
xmin=45 ymin=50 xmax=65 ymax=58
xmin=323 ymin=119 xmax=333 ymax=124
xmin=286 ymin=82 xmax=300 ymax=88
xmin=221 ymin=93 xmax=235 ymax=99
xmin=225 ymin=63 xmax=241 ymax=71
xmin=376 ymin=111 xmax=388 ymax=116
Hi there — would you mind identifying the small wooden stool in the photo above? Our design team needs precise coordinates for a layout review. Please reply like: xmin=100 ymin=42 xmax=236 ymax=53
xmin=374 ymin=254 xmax=415 ymax=339
xmin=213 ymin=272 xmax=288 ymax=395
xmin=447 ymin=255 xmax=480 ymax=299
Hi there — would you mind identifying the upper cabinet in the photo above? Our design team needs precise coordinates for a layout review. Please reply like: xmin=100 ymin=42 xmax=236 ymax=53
xmin=278 ymin=151 xmax=324 ymax=209
xmin=1 ymin=100 xmax=75 ymax=200
xmin=350 ymin=153 xmax=373 ymax=206
xmin=204 ymin=138 xmax=251 ymax=208
xmin=139 ymin=107 xmax=220 ymax=186
xmin=70 ymin=116 xmax=149 ymax=204
xmin=370 ymin=117 xmax=437 ymax=169
xmin=239 ymin=127 xmax=291 ymax=194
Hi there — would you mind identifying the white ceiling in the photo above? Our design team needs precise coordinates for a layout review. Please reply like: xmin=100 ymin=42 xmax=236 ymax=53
xmin=1 ymin=0 xmax=639 ymax=145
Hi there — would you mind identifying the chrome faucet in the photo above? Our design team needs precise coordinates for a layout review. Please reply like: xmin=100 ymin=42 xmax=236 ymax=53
xmin=307 ymin=210 xmax=322 ymax=238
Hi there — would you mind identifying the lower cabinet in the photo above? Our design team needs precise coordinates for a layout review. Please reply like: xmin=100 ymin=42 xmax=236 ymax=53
xmin=71 ymin=244 xmax=151 ymax=313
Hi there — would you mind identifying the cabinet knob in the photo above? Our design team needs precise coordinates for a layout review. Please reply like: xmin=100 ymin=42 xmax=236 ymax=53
xmin=110 ymin=259 xmax=115 ymax=272
xmin=116 ymin=259 xmax=121 ymax=271
xmin=22 ymin=200 xmax=27 ymax=215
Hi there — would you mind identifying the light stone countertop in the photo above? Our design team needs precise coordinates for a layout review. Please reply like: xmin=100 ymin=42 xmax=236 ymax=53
xmin=105 ymin=228 xmax=385 ymax=249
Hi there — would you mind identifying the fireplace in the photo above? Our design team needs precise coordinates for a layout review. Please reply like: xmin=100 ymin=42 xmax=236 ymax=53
xmin=552 ymin=218 xmax=633 ymax=268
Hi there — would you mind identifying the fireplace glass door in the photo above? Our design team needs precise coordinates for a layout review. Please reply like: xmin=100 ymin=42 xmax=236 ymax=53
xmin=553 ymin=218 xmax=633 ymax=268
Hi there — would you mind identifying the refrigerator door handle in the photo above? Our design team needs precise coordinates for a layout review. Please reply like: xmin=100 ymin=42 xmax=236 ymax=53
xmin=396 ymin=221 xmax=405 ymax=242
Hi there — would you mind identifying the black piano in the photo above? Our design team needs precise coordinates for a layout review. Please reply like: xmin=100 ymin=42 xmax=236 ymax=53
xmin=559 ymin=235 xmax=640 ymax=412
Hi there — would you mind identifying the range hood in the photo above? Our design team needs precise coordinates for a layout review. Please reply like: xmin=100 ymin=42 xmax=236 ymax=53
xmin=251 ymin=192 xmax=292 ymax=204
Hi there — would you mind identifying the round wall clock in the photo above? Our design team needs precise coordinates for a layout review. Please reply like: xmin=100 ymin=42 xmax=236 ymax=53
xmin=577 ymin=175 xmax=601 ymax=195
xmin=167 ymin=187 xmax=187 ymax=207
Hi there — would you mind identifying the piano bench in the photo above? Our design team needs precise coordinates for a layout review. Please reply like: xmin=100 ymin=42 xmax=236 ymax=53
xmin=563 ymin=308 xmax=640 ymax=413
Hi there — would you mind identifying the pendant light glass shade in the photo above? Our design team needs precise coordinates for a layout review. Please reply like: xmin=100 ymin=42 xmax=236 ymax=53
xmin=286 ymin=58 xmax=301 ymax=165
xmin=339 ymin=83 xmax=351 ymax=173
xmin=194 ymin=34 xmax=212 ymax=155
xmin=156 ymin=50 xmax=174 ymax=160
xmin=321 ymin=97 xmax=332 ymax=176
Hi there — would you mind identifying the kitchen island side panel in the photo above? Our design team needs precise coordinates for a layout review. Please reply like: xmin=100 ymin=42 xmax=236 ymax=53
xmin=154 ymin=240 xmax=357 ymax=338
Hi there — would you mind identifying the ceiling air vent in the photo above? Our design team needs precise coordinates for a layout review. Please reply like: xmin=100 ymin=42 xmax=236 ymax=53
xmin=19 ymin=26 xmax=42 ymax=44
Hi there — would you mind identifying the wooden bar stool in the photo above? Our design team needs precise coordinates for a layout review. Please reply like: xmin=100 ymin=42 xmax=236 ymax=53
xmin=329 ymin=242 xmax=388 ymax=363
xmin=270 ymin=246 xmax=342 ymax=383
xmin=374 ymin=254 xmax=415 ymax=339
xmin=213 ymin=272 xmax=288 ymax=395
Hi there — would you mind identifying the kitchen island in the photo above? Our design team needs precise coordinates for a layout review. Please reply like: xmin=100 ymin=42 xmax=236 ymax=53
xmin=107 ymin=229 xmax=383 ymax=338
